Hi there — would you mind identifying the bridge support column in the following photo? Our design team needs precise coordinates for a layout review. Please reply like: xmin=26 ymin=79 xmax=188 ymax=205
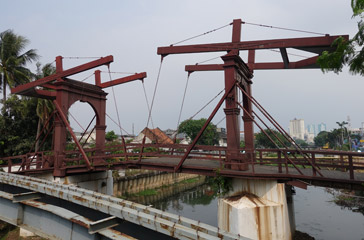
xmin=36 ymin=170 xmax=113 ymax=195
xmin=218 ymin=179 xmax=294 ymax=240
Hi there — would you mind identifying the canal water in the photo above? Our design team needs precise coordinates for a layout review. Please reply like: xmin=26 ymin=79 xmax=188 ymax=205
xmin=128 ymin=179 xmax=364 ymax=239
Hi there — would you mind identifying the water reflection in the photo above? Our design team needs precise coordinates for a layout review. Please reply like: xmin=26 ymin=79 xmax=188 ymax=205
xmin=294 ymin=186 xmax=364 ymax=240
xmin=128 ymin=179 xmax=219 ymax=227
xmin=126 ymin=176 xmax=364 ymax=239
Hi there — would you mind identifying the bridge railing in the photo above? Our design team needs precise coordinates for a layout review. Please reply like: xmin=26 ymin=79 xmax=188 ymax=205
xmin=0 ymin=151 xmax=57 ymax=174
xmin=254 ymin=148 xmax=364 ymax=180
xmin=61 ymin=143 xmax=227 ymax=168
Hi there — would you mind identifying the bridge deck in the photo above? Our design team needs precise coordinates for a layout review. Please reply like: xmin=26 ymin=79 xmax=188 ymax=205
xmin=139 ymin=157 xmax=364 ymax=189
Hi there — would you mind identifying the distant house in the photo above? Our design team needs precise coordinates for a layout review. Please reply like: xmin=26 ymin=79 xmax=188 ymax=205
xmin=217 ymin=127 xmax=227 ymax=147
xmin=134 ymin=127 xmax=174 ymax=144
xmin=73 ymin=131 xmax=96 ymax=144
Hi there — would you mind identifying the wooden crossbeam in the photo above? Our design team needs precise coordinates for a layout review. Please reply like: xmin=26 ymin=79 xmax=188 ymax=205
xmin=157 ymin=35 xmax=348 ymax=56
xmin=96 ymin=72 xmax=147 ymax=89
xmin=11 ymin=55 xmax=114 ymax=95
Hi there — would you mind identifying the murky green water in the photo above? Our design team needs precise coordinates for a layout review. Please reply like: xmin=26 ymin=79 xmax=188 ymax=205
xmin=129 ymin=178 xmax=364 ymax=239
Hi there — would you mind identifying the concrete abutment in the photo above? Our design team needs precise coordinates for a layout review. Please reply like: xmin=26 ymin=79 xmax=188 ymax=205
xmin=218 ymin=179 xmax=294 ymax=240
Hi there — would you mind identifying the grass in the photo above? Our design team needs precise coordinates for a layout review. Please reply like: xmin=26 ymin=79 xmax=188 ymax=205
xmin=135 ymin=189 xmax=158 ymax=196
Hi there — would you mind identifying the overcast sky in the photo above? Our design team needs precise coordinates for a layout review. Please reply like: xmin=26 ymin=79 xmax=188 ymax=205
xmin=2 ymin=0 xmax=363 ymax=135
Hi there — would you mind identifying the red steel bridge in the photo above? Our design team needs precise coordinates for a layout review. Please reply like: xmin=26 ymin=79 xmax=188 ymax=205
xmin=1 ymin=19 xmax=364 ymax=190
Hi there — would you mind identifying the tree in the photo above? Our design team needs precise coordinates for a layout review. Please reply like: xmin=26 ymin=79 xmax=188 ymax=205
xmin=0 ymin=95 xmax=38 ymax=157
xmin=0 ymin=30 xmax=38 ymax=104
xmin=34 ymin=63 xmax=56 ymax=152
xmin=178 ymin=118 xmax=219 ymax=146
xmin=314 ymin=131 xmax=329 ymax=147
xmin=336 ymin=121 xmax=349 ymax=148
xmin=294 ymin=139 xmax=309 ymax=148
xmin=317 ymin=0 xmax=364 ymax=75
xmin=105 ymin=130 xmax=118 ymax=142
xmin=255 ymin=129 xmax=291 ymax=149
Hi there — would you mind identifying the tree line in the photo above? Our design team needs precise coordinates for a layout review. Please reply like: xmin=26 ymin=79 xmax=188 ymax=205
xmin=0 ymin=30 xmax=55 ymax=157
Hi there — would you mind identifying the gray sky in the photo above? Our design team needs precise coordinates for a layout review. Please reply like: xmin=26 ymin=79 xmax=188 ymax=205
xmin=2 ymin=0 xmax=363 ymax=134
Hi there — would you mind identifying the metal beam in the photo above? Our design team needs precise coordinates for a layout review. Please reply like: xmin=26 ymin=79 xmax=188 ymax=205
xmin=12 ymin=192 xmax=42 ymax=203
xmin=98 ymin=72 xmax=147 ymax=88
xmin=53 ymin=100 xmax=93 ymax=170
xmin=0 ymin=172 xmax=248 ymax=240
xmin=185 ymin=55 xmax=320 ymax=71
xmin=157 ymin=35 xmax=348 ymax=55
xmin=279 ymin=48 xmax=289 ymax=68
xmin=0 ymin=191 xmax=134 ymax=240
xmin=11 ymin=55 xmax=114 ymax=95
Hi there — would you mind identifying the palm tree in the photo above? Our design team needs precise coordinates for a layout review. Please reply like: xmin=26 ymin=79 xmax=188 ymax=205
xmin=0 ymin=29 xmax=38 ymax=104
xmin=336 ymin=121 xmax=348 ymax=148
xmin=34 ymin=63 xmax=56 ymax=152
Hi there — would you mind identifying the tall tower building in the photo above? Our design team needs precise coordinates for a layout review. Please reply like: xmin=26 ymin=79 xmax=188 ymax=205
xmin=317 ymin=122 xmax=327 ymax=133
xmin=307 ymin=124 xmax=316 ymax=136
xmin=289 ymin=118 xmax=305 ymax=140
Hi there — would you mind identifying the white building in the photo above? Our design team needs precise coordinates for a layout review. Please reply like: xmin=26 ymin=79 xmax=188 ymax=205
xmin=289 ymin=118 xmax=305 ymax=140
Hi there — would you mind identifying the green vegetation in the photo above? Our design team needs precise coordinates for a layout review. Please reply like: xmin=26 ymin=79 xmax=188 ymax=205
xmin=178 ymin=118 xmax=219 ymax=145
xmin=255 ymin=129 xmax=291 ymax=149
xmin=0 ymin=95 xmax=39 ymax=156
xmin=105 ymin=130 xmax=118 ymax=142
xmin=318 ymin=0 xmax=364 ymax=76
xmin=0 ymin=30 xmax=38 ymax=104
xmin=135 ymin=189 xmax=158 ymax=196
xmin=314 ymin=121 xmax=358 ymax=150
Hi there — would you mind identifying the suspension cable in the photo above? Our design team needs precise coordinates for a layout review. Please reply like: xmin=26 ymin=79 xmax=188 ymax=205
xmin=268 ymin=49 xmax=309 ymax=59
xmin=216 ymin=116 xmax=226 ymax=126
xmin=106 ymin=113 xmax=130 ymax=135
xmin=242 ymin=21 xmax=327 ymax=36
xmin=190 ymin=88 xmax=224 ymax=120
xmin=142 ymin=81 xmax=155 ymax=129
xmin=176 ymin=73 xmax=191 ymax=130
xmin=101 ymin=71 xmax=137 ymax=75
xmin=69 ymin=111 xmax=85 ymax=132
xmin=196 ymin=55 xmax=223 ymax=65
xmin=81 ymin=72 xmax=95 ymax=82
xmin=107 ymin=65 xmax=124 ymax=136
xmin=62 ymin=57 xmax=102 ymax=59
xmin=146 ymin=58 xmax=164 ymax=128
xmin=171 ymin=22 xmax=232 ymax=46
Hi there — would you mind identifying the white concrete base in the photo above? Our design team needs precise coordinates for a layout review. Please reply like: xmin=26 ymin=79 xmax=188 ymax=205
xmin=218 ymin=179 xmax=292 ymax=240
xmin=19 ymin=228 xmax=36 ymax=237
xmin=34 ymin=170 xmax=114 ymax=195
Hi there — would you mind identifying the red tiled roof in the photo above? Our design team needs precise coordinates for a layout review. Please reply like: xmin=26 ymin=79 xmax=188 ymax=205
xmin=141 ymin=127 xmax=173 ymax=144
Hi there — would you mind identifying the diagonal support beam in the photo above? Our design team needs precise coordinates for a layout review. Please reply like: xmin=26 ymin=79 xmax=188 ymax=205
xmin=53 ymin=100 xmax=93 ymax=170
xmin=279 ymin=48 xmax=289 ymax=69
xmin=11 ymin=55 xmax=114 ymax=95
xmin=174 ymin=83 xmax=235 ymax=172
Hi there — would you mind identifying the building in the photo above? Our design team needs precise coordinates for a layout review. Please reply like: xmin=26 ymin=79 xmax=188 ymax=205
xmin=289 ymin=118 xmax=305 ymax=140
xmin=317 ymin=122 xmax=327 ymax=133
xmin=216 ymin=127 xmax=227 ymax=147
xmin=134 ymin=127 xmax=173 ymax=144
xmin=307 ymin=124 xmax=316 ymax=136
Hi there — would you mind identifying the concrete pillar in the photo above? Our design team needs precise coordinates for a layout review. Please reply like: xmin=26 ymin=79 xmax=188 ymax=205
xmin=35 ymin=170 xmax=113 ymax=195
xmin=218 ymin=179 xmax=293 ymax=240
